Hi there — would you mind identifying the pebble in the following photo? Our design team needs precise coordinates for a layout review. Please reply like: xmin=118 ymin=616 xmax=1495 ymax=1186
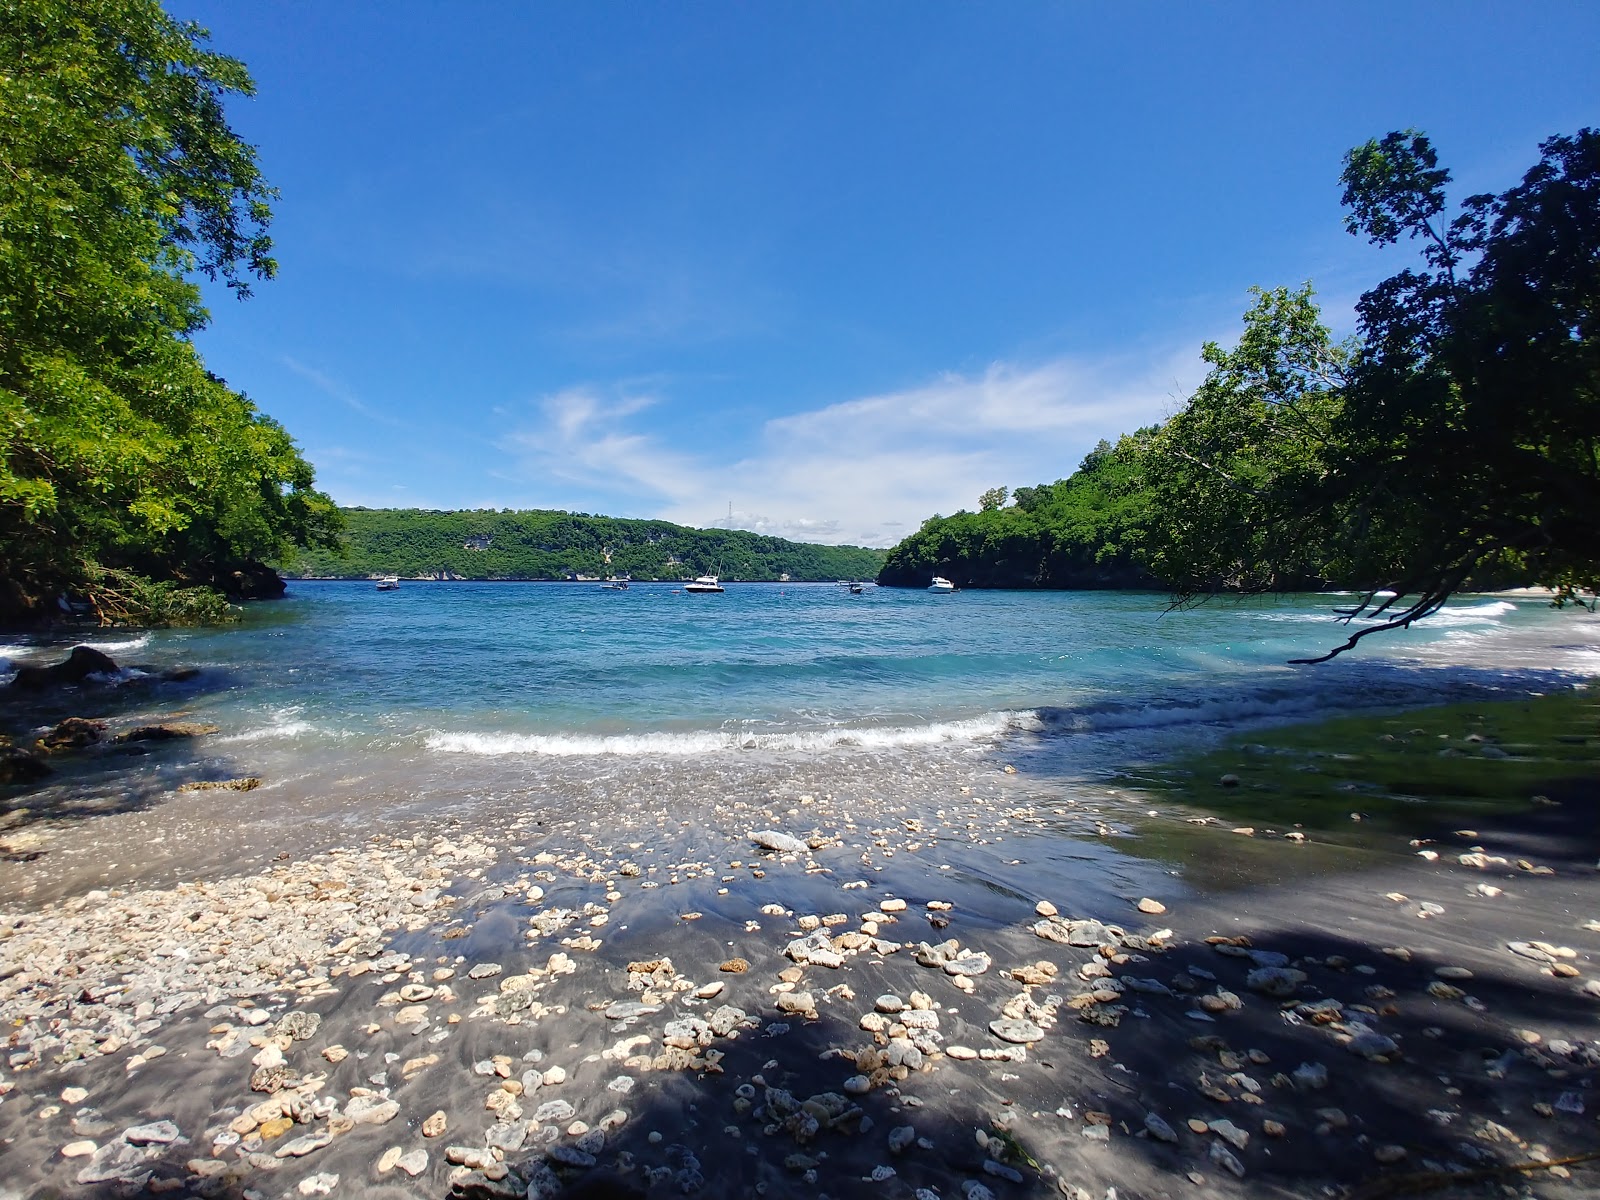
xmin=123 ymin=1120 xmax=180 ymax=1145
xmin=61 ymin=1087 xmax=88 ymax=1105
xmin=1136 ymin=898 xmax=1166 ymax=915
xmin=422 ymin=1110 xmax=447 ymax=1137
xmin=60 ymin=1140 xmax=97 ymax=1158
xmin=988 ymin=1019 xmax=1044 ymax=1044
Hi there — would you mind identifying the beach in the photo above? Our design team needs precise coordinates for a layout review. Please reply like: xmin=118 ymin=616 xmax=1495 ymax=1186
xmin=0 ymin=587 xmax=1597 ymax=1198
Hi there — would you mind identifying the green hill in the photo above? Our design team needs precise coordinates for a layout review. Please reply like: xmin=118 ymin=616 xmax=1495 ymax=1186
xmin=277 ymin=509 xmax=885 ymax=582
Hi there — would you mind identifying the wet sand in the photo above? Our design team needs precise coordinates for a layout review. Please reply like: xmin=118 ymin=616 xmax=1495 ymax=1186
xmin=1 ymin=746 xmax=1596 ymax=1200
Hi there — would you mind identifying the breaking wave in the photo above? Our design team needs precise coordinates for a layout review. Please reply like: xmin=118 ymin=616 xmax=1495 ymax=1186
xmin=425 ymin=710 xmax=1042 ymax=757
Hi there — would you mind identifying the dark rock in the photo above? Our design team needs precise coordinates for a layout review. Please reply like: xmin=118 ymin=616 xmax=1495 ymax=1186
xmin=0 ymin=748 xmax=53 ymax=785
xmin=114 ymin=722 xmax=220 ymax=744
xmin=9 ymin=646 xmax=119 ymax=691
xmin=38 ymin=717 xmax=108 ymax=752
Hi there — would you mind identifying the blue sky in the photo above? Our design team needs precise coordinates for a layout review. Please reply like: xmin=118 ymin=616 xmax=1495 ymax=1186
xmin=183 ymin=2 xmax=1600 ymax=548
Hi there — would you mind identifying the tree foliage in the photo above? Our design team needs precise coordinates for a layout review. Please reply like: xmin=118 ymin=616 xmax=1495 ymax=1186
xmin=279 ymin=509 xmax=886 ymax=583
xmin=877 ymin=434 xmax=1159 ymax=589
xmin=0 ymin=0 xmax=339 ymax=623
xmin=882 ymin=129 xmax=1598 ymax=664
xmin=1146 ymin=128 xmax=1600 ymax=659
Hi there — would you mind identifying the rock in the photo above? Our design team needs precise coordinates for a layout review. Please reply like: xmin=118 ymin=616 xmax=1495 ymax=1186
xmin=720 ymin=958 xmax=749 ymax=973
xmin=1209 ymin=1119 xmax=1249 ymax=1150
xmin=881 ymin=898 xmax=908 ymax=913
xmin=988 ymin=1018 xmax=1044 ymax=1044
xmin=468 ymin=962 xmax=503 ymax=979
xmin=1347 ymin=1031 xmax=1400 ymax=1061
xmin=749 ymin=830 xmax=808 ymax=854
xmin=1035 ymin=900 xmax=1058 ymax=917
xmin=947 ymin=1045 xmax=978 ymax=1060
xmin=61 ymin=1140 xmax=98 ymax=1158
xmin=114 ymin=722 xmax=220 ymax=743
xmin=605 ymin=1001 xmax=660 ymax=1021
xmin=177 ymin=777 xmax=261 ymax=792
xmin=1374 ymin=1144 xmax=1407 ymax=1164
xmin=9 ymin=646 xmax=119 ymax=691
xmin=944 ymin=952 xmax=991 ymax=977
xmin=39 ymin=717 xmax=108 ymax=751
xmin=61 ymin=1086 xmax=88 ymax=1104
xmin=1137 ymin=898 xmax=1166 ymax=915
xmin=1292 ymin=1062 xmax=1329 ymax=1090
xmin=1209 ymin=1139 xmax=1245 ymax=1177
xmin=776 ymin=991 xmax=816 ymax=1016
xmin=0 ymin=747 xmax=52 ymax=784
xmin=695 ymin=982 xmax=724 ymax=999
xmin=1246 ymin=967 xmax=1306 ymax=997
xmin=396 ymin=1149 xmax=428 ymax=1176
xmin=345 ymin=1096 xmax=400 ymax=1126
xmin=422 ymin=1111 xmax=447 ymax=1137
xmin=298 ymin=1172 xmax=339 ymax=1195
xmin=888 ymin=1125 xmax=916 ymax=1154
xmin=276 ymin=1130 xmax=334 ymax=1158
xmin=377 ymin=1147 xmax=403 ymax=1174
xmin=123 ymin=1120 xmax=181 ymax=1145
xmin=1219 ymin=773 xmax=1241 ymax=788
xmin=1144 ymin=1113 xmax=1178 ymax=1143
xmin=279 ymin=1010 xmax=322 ymax=1040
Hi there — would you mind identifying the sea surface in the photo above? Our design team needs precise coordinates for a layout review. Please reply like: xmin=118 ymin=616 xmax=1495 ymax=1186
xmin=1 ymin=582 xmax=1596 ymax=901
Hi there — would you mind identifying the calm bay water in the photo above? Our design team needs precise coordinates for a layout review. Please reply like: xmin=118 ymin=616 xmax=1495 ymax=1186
xmin=4 ymin=582 xmax=1594 ymax=757
xmin=1 ymin=581 xmax=1595 ymax=902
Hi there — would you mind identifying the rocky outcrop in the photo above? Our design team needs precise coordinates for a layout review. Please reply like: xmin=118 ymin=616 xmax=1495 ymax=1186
xmin=213 ymin=560 xmax=287 ymax=601
xmin=38 ymin=717 xmax=108 ymax=752
xmin=7 ymin=646 xmax=119 ymax=690
xmin=114 ymin=722 xmax=221 ymax=744
xmin=0 ymin=745 xmax=53 ymax=785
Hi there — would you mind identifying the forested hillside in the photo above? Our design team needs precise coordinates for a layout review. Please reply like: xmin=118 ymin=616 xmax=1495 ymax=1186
xmin=279 ymin=509 xmax=885 ymax=582
xmin=877 ymin=432 xmax=1161 ymax=589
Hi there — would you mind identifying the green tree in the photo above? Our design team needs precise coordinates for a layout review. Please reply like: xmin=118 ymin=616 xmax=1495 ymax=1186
xmin=1151 ymin=129 xmax=1600 ymax=660
xmin=978 ymin=486 xmax=1009 ymax=512
xmin=0 ymin=0 xmax=339 ymax=622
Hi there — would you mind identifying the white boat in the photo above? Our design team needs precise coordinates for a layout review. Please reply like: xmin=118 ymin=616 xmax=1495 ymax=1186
xmin=375 ymin=575 xmax=400 ymax=591
xmin=927 ymin=576 xmax=956 ymax=593
xmin=684 ymin=574 xmax=725 ymax=593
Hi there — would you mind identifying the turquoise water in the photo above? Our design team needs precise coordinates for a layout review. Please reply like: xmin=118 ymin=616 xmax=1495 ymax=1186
xmin=1 ymin=581 xmax=1595 ymax=901
xmin=3 ymin=583 xmax=1590 ymax=756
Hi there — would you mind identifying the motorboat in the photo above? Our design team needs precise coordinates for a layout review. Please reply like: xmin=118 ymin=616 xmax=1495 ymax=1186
xmin=848 ymin=583 xmax=864 ymax=594
xmin=684 ymin=574 xmax=725 ymax=593
xmin=376 ymin=575 xmax=400 ymax=591
xmin=927 ymin=576 xmax=956 ymax=593
xmin=601 ymin=574 xmax=631 ymax=590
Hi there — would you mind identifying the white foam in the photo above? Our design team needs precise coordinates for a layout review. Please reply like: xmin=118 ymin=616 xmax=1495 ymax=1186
xmin=217 ymin=708 xmax=317 ymax=744
xmin=426 ymin=710 xmax=1040 ymax=758
xmin=80 ymin=633 xmax=152 ymax=654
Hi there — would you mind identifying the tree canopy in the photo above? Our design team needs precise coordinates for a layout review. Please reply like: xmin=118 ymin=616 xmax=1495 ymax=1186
xmin=0 ymin=0 xmax=339 ymax=623
xmin=1148 ymin=128 xmax=1600 ymax=659
xmin=881 ymin=127 xmax=1599 ymax=661
xmin=280 ymin=509 xmax=886 ymax=583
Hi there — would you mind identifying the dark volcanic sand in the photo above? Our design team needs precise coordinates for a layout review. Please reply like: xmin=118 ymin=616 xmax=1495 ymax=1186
xmin=0 ymin=757 xmax=1596 ymax=1200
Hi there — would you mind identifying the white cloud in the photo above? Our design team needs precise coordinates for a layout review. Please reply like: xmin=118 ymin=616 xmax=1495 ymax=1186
xmin=498 ymin=343 xmax=1206 ymax=547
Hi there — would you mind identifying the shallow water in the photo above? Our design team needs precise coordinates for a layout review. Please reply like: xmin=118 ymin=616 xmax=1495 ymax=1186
xmin=0 ymin=583 xmax=1595 ymax=903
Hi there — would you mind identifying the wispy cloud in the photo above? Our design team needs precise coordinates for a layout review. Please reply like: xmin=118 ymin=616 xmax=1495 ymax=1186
xmin=280 ymin=357 xmax=404 ymax=427
xmin=496 ymin=342 xmax=1206 ymax=547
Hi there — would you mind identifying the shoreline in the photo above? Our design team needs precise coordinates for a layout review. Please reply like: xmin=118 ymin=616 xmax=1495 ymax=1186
xmin=1 ymin=700 xmax=1596 ymax=1198
xmin=0 ymin=603 xmax=1597 ymax=1197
